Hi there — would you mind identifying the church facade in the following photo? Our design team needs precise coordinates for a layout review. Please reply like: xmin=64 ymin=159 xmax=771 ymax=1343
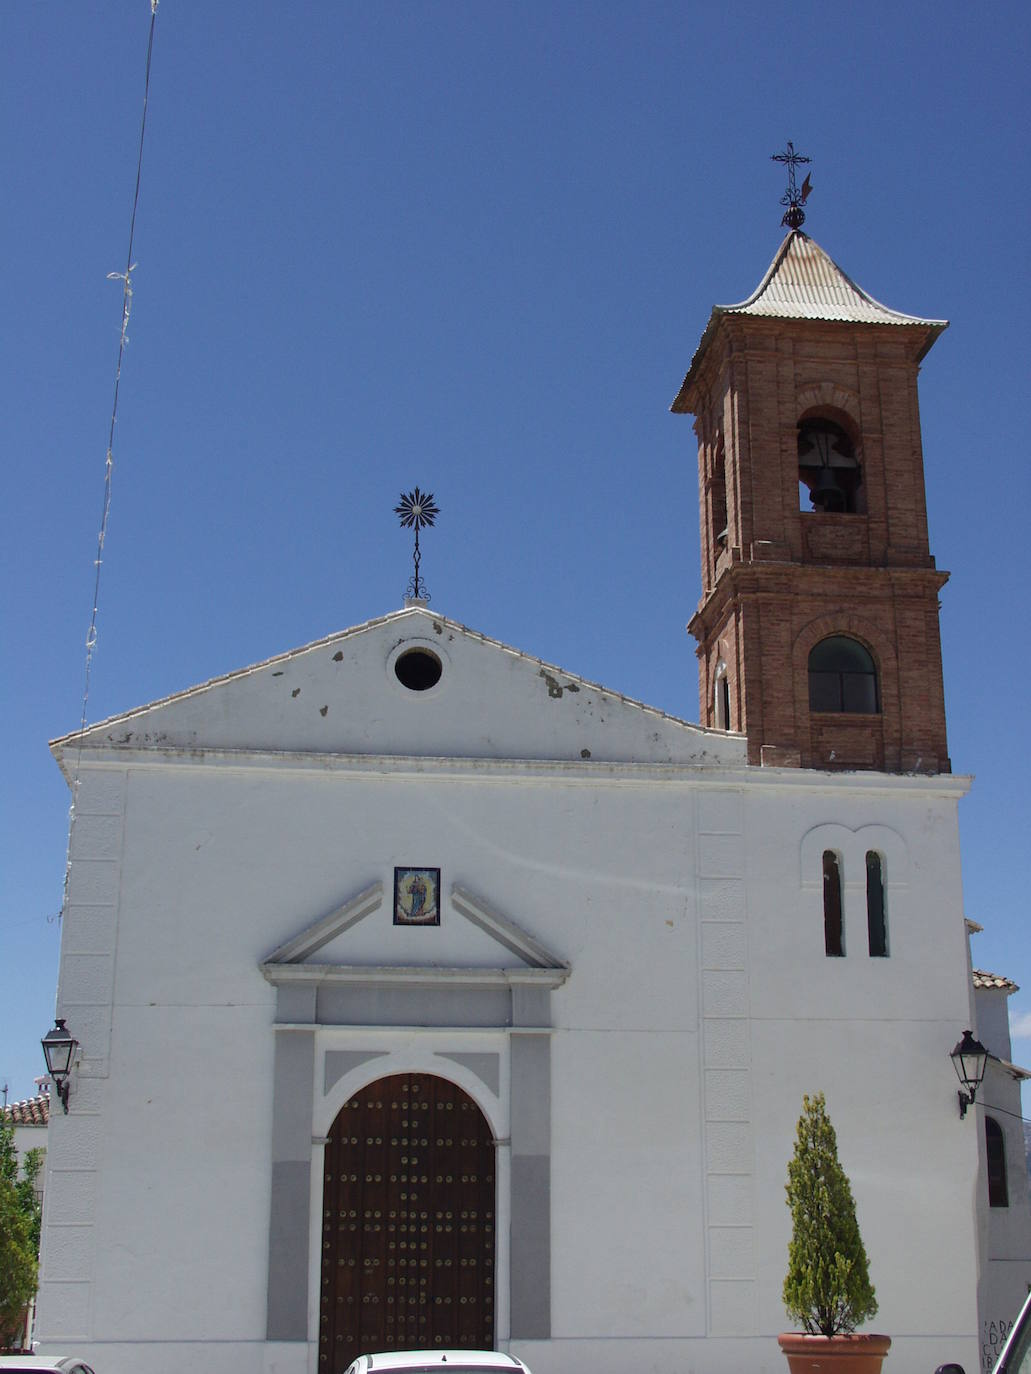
xmin=36 ymin=231 xmax=1018 ymax=1374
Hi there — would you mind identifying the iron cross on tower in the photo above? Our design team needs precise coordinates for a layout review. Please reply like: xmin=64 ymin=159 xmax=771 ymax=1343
xmin=395 ymin=486 xmax=439 ymax=603
xmin=771 ymin=141 xmax=813 ymax=230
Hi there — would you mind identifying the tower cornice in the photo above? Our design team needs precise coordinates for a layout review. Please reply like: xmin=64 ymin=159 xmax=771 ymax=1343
xmin=688 ymin=562 xmax=951 ymax=644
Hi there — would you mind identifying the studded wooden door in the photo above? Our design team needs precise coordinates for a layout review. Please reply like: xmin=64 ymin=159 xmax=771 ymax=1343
xmin=319 ymin=1073 xmax=496 ymax=1372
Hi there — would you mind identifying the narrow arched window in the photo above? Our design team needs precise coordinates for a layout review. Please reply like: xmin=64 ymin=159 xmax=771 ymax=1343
xmin=866 ymin=851 xmax=888 ymax=957
xmin=809 ymin=636 xmax=880 ymax=714
xmin=823 ymin=850 xmax=844 ymax=956
xmin=711 ymin=435 xmax=728 ymax=575
xmin=985 ymin=1117 xmax=1008 ymax=1207
xmin=714 ymin=663 xmax=731 ymax=730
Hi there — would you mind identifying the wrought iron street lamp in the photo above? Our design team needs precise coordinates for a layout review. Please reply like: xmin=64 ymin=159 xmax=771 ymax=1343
xmin=950 ymin=1029 xmax=989 ymax=1119
xmin=41 ymin=1018 xmax=78 ymax=1114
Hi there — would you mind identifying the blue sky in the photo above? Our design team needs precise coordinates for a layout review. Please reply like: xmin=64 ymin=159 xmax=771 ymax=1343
xmin=2 ymin=1 xmax=1029 ymax=1106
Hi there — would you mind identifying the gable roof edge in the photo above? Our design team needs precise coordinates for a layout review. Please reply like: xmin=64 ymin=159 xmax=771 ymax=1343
xmin=50 ymin=605 xmax=735 ymax=766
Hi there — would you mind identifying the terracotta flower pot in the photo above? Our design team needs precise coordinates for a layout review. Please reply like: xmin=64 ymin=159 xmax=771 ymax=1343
xmin=778 ymin=1332 xmax=891 ymax=1374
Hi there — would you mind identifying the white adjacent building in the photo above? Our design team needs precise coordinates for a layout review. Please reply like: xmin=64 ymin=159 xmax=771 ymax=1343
xmin=969 ymin=957 xmax=1031 ymax=1371
xmin=35 ymin=229 xmax=1029 ymax=1374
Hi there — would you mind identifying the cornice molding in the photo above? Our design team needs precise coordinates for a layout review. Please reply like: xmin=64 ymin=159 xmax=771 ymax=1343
xmin=261 ymin=963 xmax=569 ymax=990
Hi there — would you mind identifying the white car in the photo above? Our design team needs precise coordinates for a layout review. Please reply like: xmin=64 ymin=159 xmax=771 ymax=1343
xmin=937 ymin=1290 xmax=1031 ymax=1374
xmin=343 ymin=1352 xmax=531 ymax=1374
xmin=0 ymin=1360 xmax=95 ymax=1374
xmin=989 ymin=1290 xmax=1031 ymax=1374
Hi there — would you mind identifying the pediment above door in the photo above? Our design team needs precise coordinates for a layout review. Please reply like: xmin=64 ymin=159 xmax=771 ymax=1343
xmin=260 ymin=880 xmax=569 ymax=1029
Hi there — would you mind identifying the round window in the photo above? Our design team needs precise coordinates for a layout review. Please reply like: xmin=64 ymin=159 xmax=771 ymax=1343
xmin=394 ymin=647 xmax=443 ymax=692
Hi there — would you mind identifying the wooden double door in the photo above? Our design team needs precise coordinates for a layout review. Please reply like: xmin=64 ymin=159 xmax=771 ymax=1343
xmin=319 ymin=1074 xmax=496 ymax=1371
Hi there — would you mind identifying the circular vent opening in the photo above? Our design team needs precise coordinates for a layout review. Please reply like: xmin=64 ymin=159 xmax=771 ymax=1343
xmin=394 ymin=647 xmax=443 ymax=692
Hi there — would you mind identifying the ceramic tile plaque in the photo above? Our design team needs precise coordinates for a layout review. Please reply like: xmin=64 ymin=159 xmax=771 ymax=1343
xmin=393 ymin=867 xmax=440 ymax=926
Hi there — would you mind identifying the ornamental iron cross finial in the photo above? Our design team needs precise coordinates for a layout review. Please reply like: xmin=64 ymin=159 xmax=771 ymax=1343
xmin=395 ymin=486 xmax=439 ymax=602
xmin=771 ymin=141 xmax=813 ymax=230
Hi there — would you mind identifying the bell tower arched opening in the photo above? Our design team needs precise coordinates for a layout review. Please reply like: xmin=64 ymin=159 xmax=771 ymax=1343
xmin=797 ymin=416 xmax=865 ymax=514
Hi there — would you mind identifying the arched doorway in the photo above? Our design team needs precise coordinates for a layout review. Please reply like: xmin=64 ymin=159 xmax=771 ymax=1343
xmin=319 ymin=1073 xmax=496 ymax=1371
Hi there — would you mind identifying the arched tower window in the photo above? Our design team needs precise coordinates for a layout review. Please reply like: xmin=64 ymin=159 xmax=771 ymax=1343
xmin=985 ymin=1116 xmax=1009 ymax=1207
xmin=866 ymin=851 xmax=888 ymax=957
xmin=809 ymin=636 xmax=880 ymax=714
xmin=714 ymin=662 xmax=731 ymax=730
xmin=823 ymin=850 xmax=844 ymax=957
xmin=798 ymin=418 xmax=864 ymax=513
xmin=710 ymin=433 xmax=727 ymax=575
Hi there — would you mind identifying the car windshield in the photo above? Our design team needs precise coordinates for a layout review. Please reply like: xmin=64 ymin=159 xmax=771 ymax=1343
xmin=997 ymin=1296 xmax=1031 ymax=1374
xmin=385 ymin=1368 xmax=508 ymax=1374
xmin=999 ymin=1320 xmax=1031 ymax=1374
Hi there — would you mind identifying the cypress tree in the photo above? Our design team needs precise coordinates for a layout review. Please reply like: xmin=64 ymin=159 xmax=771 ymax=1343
xmin=783 ymin=1091 xmax=877 ymax=1337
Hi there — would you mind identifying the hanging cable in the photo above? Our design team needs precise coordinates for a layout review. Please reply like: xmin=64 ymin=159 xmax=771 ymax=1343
xmin=60 ymin=1 xmax=159 ymax=920
xmin=978 ymin=1099 xmax=1031 ymax=1126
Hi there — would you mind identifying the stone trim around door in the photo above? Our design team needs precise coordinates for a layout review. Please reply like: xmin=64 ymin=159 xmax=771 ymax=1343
xmin=261 ymin=883 xmax=569 ymax=1348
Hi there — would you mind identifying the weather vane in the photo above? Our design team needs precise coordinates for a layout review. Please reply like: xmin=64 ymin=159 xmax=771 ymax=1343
xmin=395 ymin=486 xmax=439 ymax=602
xmin=771 ymin=141 xmax=813 ymax=230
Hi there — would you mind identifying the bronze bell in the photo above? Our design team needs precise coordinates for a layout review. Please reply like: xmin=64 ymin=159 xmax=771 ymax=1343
xmin=811 ymin=466 xmax=845 ymax=512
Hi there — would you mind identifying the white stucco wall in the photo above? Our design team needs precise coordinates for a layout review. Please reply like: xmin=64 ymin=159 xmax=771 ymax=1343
xmin=973 ymin=985 xmax=1031 ymax=1371
xmin=36 ymin=613 xmax=984 ymax=1374
xmin=10 ymin=1119 xmax=47 ymax=1171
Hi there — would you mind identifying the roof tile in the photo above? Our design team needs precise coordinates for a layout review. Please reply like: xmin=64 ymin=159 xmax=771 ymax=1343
xmin=972 ymin=968 xmax=1019 ymax=993
xmin=2 ymin=1092 xmax=50 ymax=1125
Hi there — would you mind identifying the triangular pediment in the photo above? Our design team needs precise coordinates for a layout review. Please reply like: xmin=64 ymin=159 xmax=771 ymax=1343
xmin=51 ymin=606 xmax=743 ymax=770
xmin=260 ymin=880 xmax=570 ymax=991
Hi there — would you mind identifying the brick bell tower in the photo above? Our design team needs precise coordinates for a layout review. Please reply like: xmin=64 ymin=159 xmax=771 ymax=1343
xmin=672 ymin=222 xmax=951 ymax=773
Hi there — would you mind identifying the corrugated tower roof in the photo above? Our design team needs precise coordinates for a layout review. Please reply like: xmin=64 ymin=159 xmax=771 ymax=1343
xmin=724 ymin=230 xmax=948 ymax=327
xmin=672 ymin=231 xmax=948 ymax=412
